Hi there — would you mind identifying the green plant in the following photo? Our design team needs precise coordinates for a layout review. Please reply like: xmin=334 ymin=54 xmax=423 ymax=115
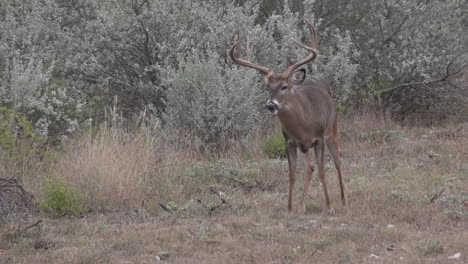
xmin=338 ymin=252 xmax=352 ymax=264
xmin=310 ymin=239 xmax=333 ymax=250
xmin=185 ymin=162 xmax=236 ymax=185
xmin=40 ymin=176 xmax=87 ymax=216
xmin=359 ymin=130 xmax=407 ymax=144
xmin=0 ymin=107 xmax=45 ymax=179
xmin=262 ymin=132 xmax=286 ymax=159
xmin=418 ymin=240 xmax=444 ymax=255
xmin=163 ymin=51 xmax=263 ymax=149
xmin=0 ymin=107 xmax=45 ymax=158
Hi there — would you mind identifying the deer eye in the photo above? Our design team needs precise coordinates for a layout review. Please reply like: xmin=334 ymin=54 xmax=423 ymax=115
xmin=281 ymin=86 xmax=288 ymax=91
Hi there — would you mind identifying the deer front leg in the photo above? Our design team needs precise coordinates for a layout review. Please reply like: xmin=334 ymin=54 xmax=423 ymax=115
xmin=314 ymin=138 xmax=334 ymax=215
xmin=286 ymin=139 xmax=298 ymax=213
xmin=299 ymin=150 xmax=314 ymax=215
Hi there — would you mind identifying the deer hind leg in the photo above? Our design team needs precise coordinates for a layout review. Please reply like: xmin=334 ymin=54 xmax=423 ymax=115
xmin=299 ymin=149 xmax=314 ymax=215
xmin=314 ymin=138 xmax=334 ymax=215
xmin=286 ymin=139 xmax=298 ymax=213
xmin=326 ymin=122 xmax=347 ymax=206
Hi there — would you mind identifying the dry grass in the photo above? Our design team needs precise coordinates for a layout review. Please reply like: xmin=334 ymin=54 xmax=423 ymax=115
xmin=1 ymin=113 xmax=467 ymax=263
xmin=37 ymin=126 xmax=205 ymax=211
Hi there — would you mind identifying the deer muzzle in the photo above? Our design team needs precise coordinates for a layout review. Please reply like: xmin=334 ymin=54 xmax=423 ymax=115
xmin=266 ymin=100 xmax=279 ymax=114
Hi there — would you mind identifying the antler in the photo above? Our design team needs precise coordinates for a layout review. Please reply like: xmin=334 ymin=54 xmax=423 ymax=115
xmin=283 ymin=20 xmax=318 ymax=78
xmin=230 ymin=32 xmax=273 ymax=75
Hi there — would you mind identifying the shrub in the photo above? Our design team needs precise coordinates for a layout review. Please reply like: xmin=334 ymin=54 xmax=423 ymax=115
xmin=163 ymin=51 xmax=263 ymax=149
xmin=184 ymin=161 xmax=236 ymax=186
xmin=262 ymin=132 xmax=286 ymax=159
xmin=0 ymin=107 xmax=45 ymax=179
xmin=0 ymin=107 xmax=45 ymax=156
xmin=40 ymin=176 xmax=87 ymax=217
xmin=0 ymin=55 xmax=89 ymax=143
xmin=418 ymin=240 xmax=444 ymax=255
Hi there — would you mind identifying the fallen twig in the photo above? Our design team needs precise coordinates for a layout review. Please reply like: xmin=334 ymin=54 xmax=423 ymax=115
xmin=308 ymin=249 xmax=322 ymax=259
xmin=19 ymin=220 xmax=43 ymax=236
xmin=159 ymin=203 xmax=173 ymax=214
xmin=427 ymin=152 xmax=441 ymax=159
xmin=429 ymin=189 xmax=445 ymax=204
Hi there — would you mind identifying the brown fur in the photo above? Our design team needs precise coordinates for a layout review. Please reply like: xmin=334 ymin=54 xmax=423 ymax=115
xmin=230 ymin=21 xmax=347 ymax=214
xmin=278 ymin=75 xmax=346 ymax=214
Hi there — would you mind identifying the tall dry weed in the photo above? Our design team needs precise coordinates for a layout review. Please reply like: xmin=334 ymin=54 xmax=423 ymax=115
xmin=49 ymin=126 xmax=200 ymax=210
xmin=340 ymin=109 xmax=398 ymax=134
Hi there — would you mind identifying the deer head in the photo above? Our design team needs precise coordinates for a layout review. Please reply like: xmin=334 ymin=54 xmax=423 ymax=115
xmin=230 ymin=21 xmax=318 ymax=115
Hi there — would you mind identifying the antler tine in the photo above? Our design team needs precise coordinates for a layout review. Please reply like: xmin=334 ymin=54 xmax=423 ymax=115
xmin=306 ymin=20 xmax=319 ymax=49
xmin=284 ymin=20 xmax=318 ymax=78
xmin=229 ymin=32 xmax=272 ymax=75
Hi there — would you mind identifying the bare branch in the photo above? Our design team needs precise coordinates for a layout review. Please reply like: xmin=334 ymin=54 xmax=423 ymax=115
xmin=381 ymin=55 xmax=467 ymax=95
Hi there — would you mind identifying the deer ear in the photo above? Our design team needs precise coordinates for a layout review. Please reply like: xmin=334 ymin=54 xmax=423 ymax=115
xmin=291 ymin=69 xmax=306 ymax=85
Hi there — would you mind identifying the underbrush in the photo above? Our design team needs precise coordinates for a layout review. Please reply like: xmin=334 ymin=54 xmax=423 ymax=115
xmin=0 ymin=112 xmax=467 ymax=263
xmin=2 ymin=111 xmax=466 ymax=216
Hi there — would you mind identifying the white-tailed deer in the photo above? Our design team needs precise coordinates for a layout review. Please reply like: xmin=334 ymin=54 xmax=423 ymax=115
xmin=230 ymin=21 xmax=346 ymax=214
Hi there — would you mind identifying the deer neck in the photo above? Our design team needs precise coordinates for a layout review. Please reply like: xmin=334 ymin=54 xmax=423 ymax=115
xmin=277 ymin=96 xmax=307 ymax=140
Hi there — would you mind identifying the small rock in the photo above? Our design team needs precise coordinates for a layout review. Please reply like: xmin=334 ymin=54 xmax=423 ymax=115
xmin=155 ymin=252 xmax=170 ymax=261
xmin=369 ymin=254 xmax=381 ymax=259
xmin=340 ymin=223 xmax=349 ymax=228
xmin=391 ymin=190 xmax=407 ymax=199
xmin=448 ymin=253 xmax=461 ymax=259
xmin=387 ymin=224 xmax=395 ymax=228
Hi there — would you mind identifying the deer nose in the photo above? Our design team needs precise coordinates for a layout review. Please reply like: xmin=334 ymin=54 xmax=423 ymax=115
xmin=266 ymin=100 xmax=278 ymax=113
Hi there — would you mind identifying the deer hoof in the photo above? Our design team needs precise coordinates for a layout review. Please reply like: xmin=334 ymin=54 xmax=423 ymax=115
xmin=327 ymin=207 xmax=335 ymax=215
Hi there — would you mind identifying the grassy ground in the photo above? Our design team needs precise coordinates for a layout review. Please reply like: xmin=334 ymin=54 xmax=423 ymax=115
xmin=1 ymin=115 xmax=467 ymax=263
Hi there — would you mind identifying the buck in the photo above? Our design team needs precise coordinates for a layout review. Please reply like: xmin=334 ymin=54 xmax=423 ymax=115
xmin=230 ymin=21 xmax=346 ymax=214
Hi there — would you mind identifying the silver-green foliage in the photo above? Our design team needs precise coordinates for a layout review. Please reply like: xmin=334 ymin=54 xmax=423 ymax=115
xmin=0 ymin=0 xmax=465 ymax=144
xmin=315 ymin=0 xmax=467 ymax=110
xmin=0 ymin=0 xmax=361 ymax=144
xmin=161 ymin=0 xmax=358 ymax=145
xmin=0 ymin=56 xmax=87 ymax=139
xmin=0 ymin=1 xmax=89 ymax=141
xmin=164 ymin=52 xmax=263 ymax=146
